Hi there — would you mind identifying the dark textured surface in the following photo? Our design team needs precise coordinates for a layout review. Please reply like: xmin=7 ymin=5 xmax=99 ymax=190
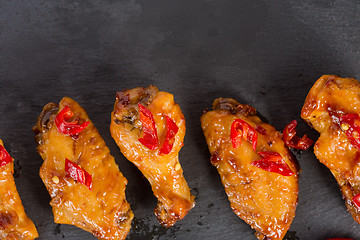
xmin=1 ymin=1 xmax=360 ymax=239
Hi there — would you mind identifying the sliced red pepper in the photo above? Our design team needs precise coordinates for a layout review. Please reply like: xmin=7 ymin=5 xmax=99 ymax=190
xmin=0 ymin=145 xmax=12 ymax=167
xmin=340 ymin=113 xmax=360 ymax=151
xmin=138 ymin=103 xmax=159 ymax=150
xmin=283 ymin=120 xmax=314 ymax=150
xmin=230 ymin=119 xmax=258 ymax=151
xmin=65 ymin=158 xmax=92 ymax=190
xmin=255 ymin=125 xmax=267 ymax=135
xmin=159 ymin=116 xmax=179 ymax=154
xmin=251 ymin=151 xmax=294 ymax=176
xmin=55 ymin=105 xmax=89 ymax=138
xmin=352 ymin=192 xmax=360 ymax=211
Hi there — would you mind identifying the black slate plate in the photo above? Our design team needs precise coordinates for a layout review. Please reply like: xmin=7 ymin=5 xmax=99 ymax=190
xmin=1 ymin=1 xmax=360 ymax=239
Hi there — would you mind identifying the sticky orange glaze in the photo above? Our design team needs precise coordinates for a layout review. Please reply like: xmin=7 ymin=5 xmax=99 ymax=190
xmin=0 ymin=140 xmax=38 ymax=240
xmin=110 ymin=86 xmax=195 ymax=227
xmin=201 ymin=98 xmax=299 ymax=240
xmin=301 ymin=75 xmax=360 ymax=223
xmin=33 ymin=97 xmax=133 ymax=240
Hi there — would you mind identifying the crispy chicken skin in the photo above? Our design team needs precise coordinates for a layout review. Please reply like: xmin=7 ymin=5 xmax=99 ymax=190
xmin=201 ymin=98 xmax=299 ymax=240
xmin=0 ymin=140 xmax=38 ymax=240
xmin=301 ymin=75 xmax=360 ymax=223
xmin=110 ymin=86 xmax=195 ymax=227
xmin=32 ymin=97 xmax=133 ymax=240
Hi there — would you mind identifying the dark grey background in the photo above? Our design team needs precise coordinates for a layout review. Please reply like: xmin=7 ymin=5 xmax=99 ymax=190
xmin=1 ymin=0 xmax=360 ymax=239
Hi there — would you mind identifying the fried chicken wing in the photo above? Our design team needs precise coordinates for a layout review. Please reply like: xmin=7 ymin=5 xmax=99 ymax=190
xmin=32 ymin=97 xmax=133 ymax=240
xmin=301 ymin=75 xmax=360 ymax=223
xmin=0 ymin=140 xmax=38 ymax=240
xmin=201 ymin=98 xmax=299 ymax=240
xmin=110 ymin=86 xmax=195 ymax=227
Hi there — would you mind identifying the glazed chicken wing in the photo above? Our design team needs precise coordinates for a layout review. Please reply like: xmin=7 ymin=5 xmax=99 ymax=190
xmin=301 ymin=75 xmax=360 ymax=223
xmin=0 ymin=140 xmax=38 ymax=240
xmin=201 ymin=98 xmax=299 ymax=240
xmin=33 ymin=97 xmax=133 ymax=240
xmin=110 ymin=86 xmax=195 ymax=227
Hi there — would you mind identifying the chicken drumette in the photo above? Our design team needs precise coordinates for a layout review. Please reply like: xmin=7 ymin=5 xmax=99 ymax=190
xmin=201 ymin=98 xmax=299 ymax=240
xmin=302 ymin=75 xmax=360 ymax=223
xmin=110 ymin=86 xmax=195 ymax=227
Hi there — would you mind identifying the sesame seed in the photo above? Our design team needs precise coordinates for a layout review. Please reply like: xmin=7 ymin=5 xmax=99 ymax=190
xmin=341 ymin=123 xmax=349 ymax=131
xmin=353 ymin=131 xmax=359 ymax=139
xmin=175 ymin=163 xmax=181 ymax=171
xmin=52 ymin=176 xmax=59 ymax=184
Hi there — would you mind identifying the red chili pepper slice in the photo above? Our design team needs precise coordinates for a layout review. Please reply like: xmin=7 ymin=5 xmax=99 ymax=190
xmin=283 ymin=120 xmax=314 ymax=150
xmin=65 ymin=158 xmax=92 ymax=190
xmin=0 ymin=145 xmax=12 ymax=167
xmin=159 ymin=116 xmax=179 ymax=155
xmin=352 ymin=192 xmax=360 ymax=210
xmin=251 ymin=151 xmax=294 ymax=176
xmin=339 ymin=113 xmax=360 ymax=151
xmin=55 ymin=105 xmax=89 ymax=138
xmin=230 ymin=119 xmax=258 ymax=151
xmin=138 ymin=103 xmax=159 ymax=150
